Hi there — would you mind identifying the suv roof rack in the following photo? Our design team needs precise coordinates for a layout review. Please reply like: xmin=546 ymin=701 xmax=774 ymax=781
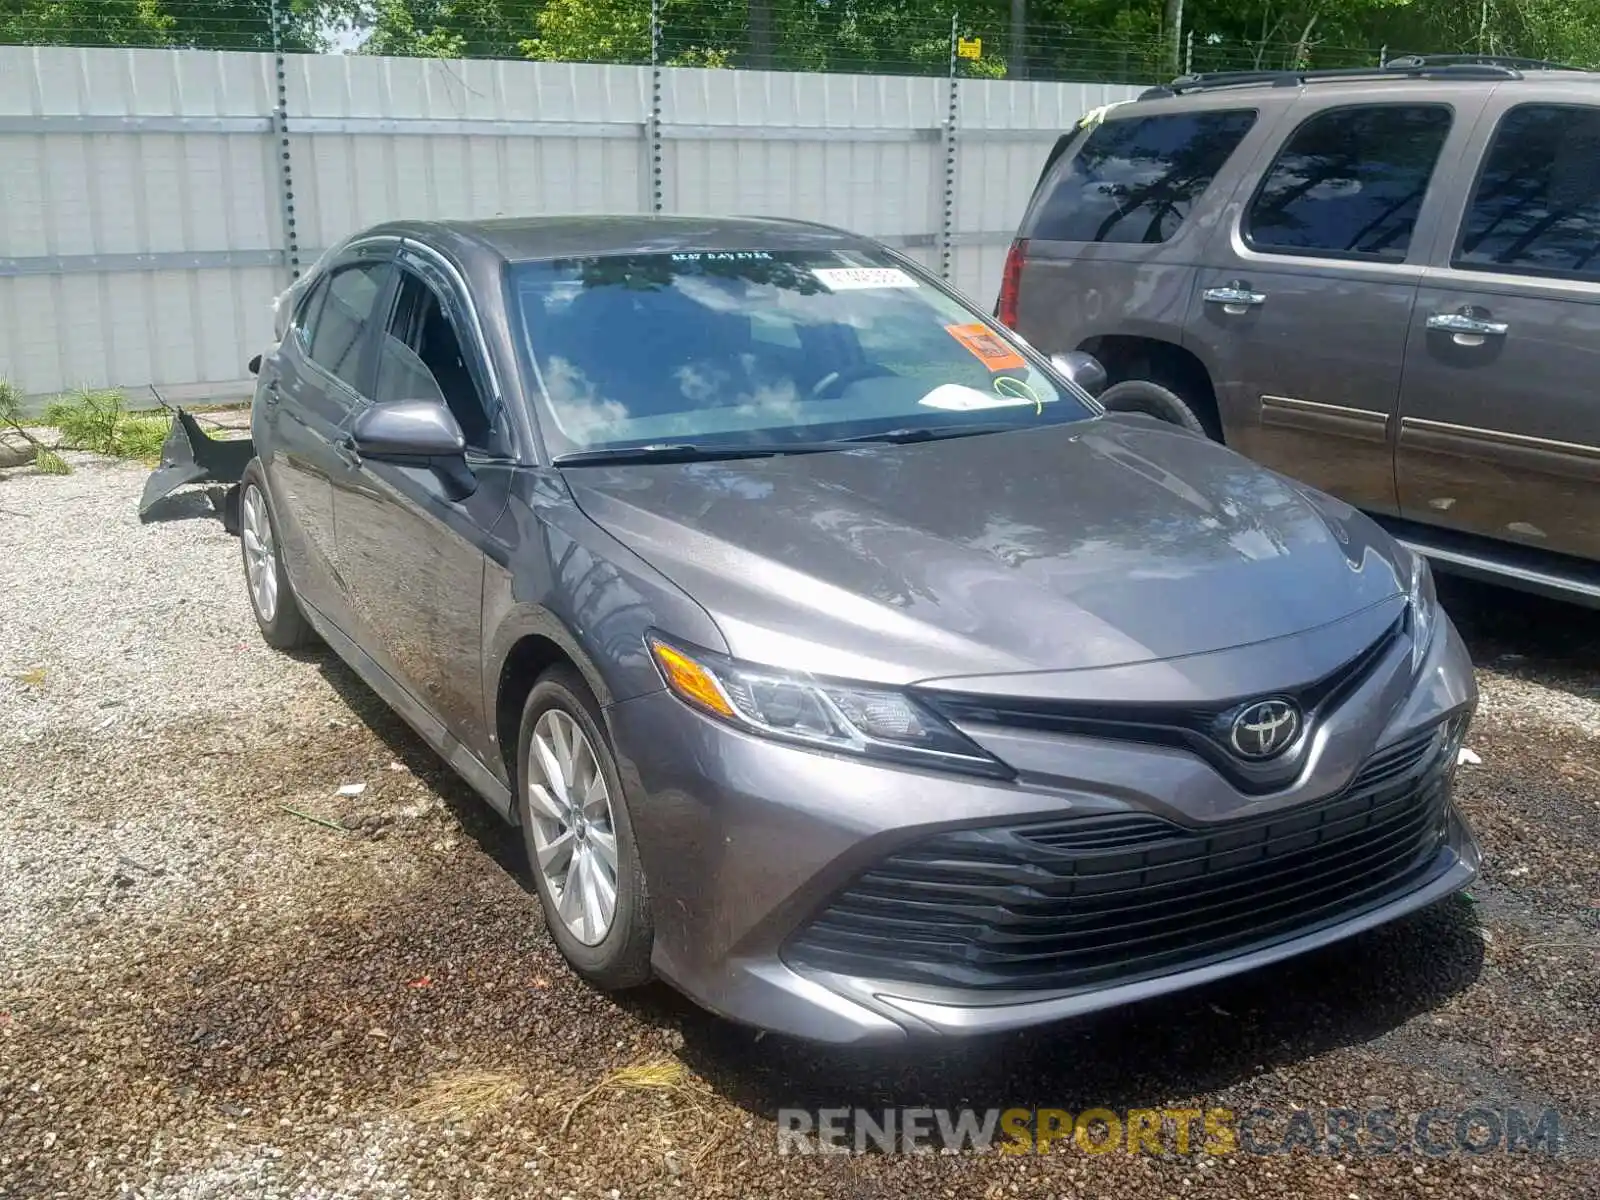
xmin=1383 ymin=53 xmax=1585 ymax=72
xmin=1138 ymin=54 xmax=1592 ymax=100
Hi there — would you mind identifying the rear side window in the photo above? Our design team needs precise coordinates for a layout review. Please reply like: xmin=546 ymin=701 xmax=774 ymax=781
xmin=1456 ymin=104 xmax=1600 ymax=280
xmin=307 ymin=262 xmax=387 ymax=391
xmin=1028 ymin=110 xmax=1257 ymax=244
xmin=1247 ymin=104 xmax=1452 ymax=260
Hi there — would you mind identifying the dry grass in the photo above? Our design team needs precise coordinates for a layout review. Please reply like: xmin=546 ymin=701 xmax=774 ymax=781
xmin=404 ymin=1068 xmax=529 ymax=1123
xmin=556 ymin=1057 xmax=737 ymax=1175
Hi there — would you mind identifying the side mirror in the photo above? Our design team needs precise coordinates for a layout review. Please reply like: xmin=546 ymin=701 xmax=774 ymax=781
xmin=350 ymin=400 xmax=466 ymax=460
xmin=247 ymin=353 xmax=262 ymax=376
xmin=1050 ymin=351 xmax=1107 ymax=399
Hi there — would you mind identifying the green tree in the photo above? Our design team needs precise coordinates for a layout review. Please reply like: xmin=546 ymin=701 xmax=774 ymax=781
xmin=347 ymin=0 xmax=533 ymax=58
xmin=0 ymin=0 xmax=328 ymax=51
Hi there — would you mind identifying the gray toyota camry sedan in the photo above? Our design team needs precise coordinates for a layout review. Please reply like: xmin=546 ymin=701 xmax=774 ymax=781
xmin=239 ymin=215 xmax=1479 ymax=1045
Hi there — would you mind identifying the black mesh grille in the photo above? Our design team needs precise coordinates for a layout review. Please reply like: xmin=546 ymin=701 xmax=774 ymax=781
xmin=787 ymin=727 xmax=1452 ymax=993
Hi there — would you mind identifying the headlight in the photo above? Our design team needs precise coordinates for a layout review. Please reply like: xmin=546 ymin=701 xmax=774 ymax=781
xmin=1405 ymin=548 xmax=1439 ymax=673
xmin=647 ymin=633 xmax=1010 ymax=778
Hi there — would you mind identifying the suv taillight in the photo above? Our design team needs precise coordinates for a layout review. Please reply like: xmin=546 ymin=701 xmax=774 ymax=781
xmin=996 ymin=238 xmax=1027 ymax=328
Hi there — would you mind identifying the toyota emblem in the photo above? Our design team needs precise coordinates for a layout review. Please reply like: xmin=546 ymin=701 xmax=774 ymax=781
xmin=1228 ymin=699 xmax=1301 ymax=759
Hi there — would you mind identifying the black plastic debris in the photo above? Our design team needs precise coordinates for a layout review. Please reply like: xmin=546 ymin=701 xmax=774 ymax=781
xmin=138 ymin=408 xmax=255 ymax=531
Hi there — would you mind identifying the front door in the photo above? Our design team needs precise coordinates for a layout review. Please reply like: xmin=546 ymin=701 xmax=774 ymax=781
xmin=1397 ymin=97 xmax=1600 ymax=561
xmin=334 ymin=254 xmax=513 ymax=759
xmin=1188 ymin=97 xmax=1481 ymax=515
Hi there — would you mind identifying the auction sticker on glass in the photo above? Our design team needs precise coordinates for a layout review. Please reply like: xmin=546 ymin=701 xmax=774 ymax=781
xmin=944 ymin=323 xmax=1027 ymax=371
xmin=812 ymin=267 xmax=920 ymax=291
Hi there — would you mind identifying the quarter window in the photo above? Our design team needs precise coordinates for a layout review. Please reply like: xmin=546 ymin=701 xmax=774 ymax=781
xmin=306 ymin=262 xmax=387 ymax=391
xmin=1028 ymin=110 xmax=1257 ymax=244
xmin=1247 ymin=105 xmax=1452 ymax=260
xmin=1456 ymin=104 xmax=1600 ymax=280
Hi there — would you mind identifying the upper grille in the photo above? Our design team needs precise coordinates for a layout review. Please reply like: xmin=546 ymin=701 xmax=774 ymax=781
xmin=921 ymin=615 xmax=1405 ymax=794
xmin=786 ymin=726 xmax=1452 ymax=993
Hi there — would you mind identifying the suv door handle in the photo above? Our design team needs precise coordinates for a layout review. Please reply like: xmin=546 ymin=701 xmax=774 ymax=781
xmin=1202 ymin=282 xmax=1267 ymax=312
xmin=1426 ymin=310 xmax=1509 ymax=338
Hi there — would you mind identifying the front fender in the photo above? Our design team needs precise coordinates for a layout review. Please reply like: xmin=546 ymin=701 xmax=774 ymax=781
xmin=477 ymin=469 xmax=728 ymax=783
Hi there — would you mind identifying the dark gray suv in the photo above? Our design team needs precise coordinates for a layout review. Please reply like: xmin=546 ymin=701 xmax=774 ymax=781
xmin=1000 ymin=55 xmax=1600 ymax=607
xmin=240 ymin=215 xmax=1478 ymax=1045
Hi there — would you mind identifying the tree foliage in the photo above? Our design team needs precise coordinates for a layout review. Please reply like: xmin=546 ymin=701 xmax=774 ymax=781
xmin=3 ymin=0 xmax=1598 ymax=75
xmin=0 ymin=0 xmax=327 ymax=51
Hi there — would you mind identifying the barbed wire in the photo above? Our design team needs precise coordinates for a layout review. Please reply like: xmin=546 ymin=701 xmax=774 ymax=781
xmin=0 ymin=0 xmax=1429 ymax=83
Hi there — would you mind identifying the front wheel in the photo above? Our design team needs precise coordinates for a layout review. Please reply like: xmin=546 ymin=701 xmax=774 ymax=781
xmin=239 ymin=463 xmax=314 ymax=651
xmin=516 ymin=666 xmax=653 ymax=989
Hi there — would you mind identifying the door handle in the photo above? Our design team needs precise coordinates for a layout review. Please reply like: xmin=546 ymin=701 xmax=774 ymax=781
xmin=261 ymin=379 xmax=281 ymax=407
xmin=1202 ymin=282 xmax=1267 ymax=313
xmin=1426 ymin=309 xmax=1508 ymax=338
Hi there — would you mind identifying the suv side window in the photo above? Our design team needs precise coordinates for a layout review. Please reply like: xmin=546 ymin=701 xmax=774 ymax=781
xmin=1028 ymin=109 xmax=1257 ymax=245
xmin=378 ymin=268 xmax=495 ymax=451
xmin=306 ymin=262 xmax=387 ymax=391
xmin=1456 ymin=103 xmax=1600 ymax=281
xmin=1246 ymin=104 xmax=1452 ymax=261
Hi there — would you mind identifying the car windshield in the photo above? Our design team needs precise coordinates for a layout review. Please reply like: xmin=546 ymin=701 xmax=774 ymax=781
xmin=510 ymin=248 xmax=1097 ymax=456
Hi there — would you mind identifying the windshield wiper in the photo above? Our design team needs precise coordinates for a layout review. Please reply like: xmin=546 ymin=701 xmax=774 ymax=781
xmin=553 ymin=441 xmax=846 ymax=466
xmin=841 ymin=422 xmax=1031 ymax=445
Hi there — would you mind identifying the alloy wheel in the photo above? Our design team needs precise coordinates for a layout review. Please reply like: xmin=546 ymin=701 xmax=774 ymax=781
xmin=241 ymin=485 xmax=278 ymax=623
xmin=526 ymin=708 xmax=619 ymax=946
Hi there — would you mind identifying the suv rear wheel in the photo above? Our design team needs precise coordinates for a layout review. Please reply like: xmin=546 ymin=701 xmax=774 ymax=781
xmin=1098 ymin=379 xmax=1214 ymax=439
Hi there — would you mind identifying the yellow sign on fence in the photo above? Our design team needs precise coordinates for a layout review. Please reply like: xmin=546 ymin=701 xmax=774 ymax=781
xmin=957 ymin=37 xmax=982 ymax=60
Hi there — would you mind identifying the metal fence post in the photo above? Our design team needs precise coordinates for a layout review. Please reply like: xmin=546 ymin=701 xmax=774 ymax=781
xmin=940 ymin=13 xmax=959 ymax=283
xmin=268 ymin=0 xmax=301 ymax=280
xmin=649 ymin=0 xmax=664 ymax=214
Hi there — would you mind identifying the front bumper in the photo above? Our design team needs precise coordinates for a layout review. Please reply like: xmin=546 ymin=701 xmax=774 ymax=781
xmin=604 ymin=615 xmax=1480 ymax=1045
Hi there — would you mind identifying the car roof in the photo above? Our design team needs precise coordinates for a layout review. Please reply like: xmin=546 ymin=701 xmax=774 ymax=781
xmin=362 ymin=214 xmax=879 ymax=264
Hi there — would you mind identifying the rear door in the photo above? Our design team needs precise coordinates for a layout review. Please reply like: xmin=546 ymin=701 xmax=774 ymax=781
xmin=1397 ymin=93 xmax=1600 ymax=560
xmin=264 ymin=250 xmax=392 ymax=628
xmin=333 ymin=249 xmax=513 ymax=758
xmin=1188 ymin=93 xmax=1484 ymax=515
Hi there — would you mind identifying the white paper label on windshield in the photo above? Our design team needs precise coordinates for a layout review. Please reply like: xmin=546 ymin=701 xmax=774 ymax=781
xmin=812 ymin=267 xmax=919 ymax=291
xmin=918 ymin=383 xmax=1035 ymax=411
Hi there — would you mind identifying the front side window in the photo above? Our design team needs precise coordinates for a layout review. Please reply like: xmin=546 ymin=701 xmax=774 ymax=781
xmin=1456 ymin=104 xmax=1600 ymax=280
xmin=1028 ymin=109 xmax=1257 ymax=245
xmin=1247 ymin=104 xmax=1453 ymax=260
xmin=513 ymin=250 xmax=1097 ymax=456
xmin=378 ymin=270 xmax=495 ymax=450
xmin=306 ymin=262 xmax=387 ymax=391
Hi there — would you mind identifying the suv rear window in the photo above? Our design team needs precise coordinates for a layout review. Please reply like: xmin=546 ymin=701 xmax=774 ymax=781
xmin=1246 ymin=104 xmax=1452 ymax=260
xmin=1456 ymin=103 xmax=1600 ymax=281
xmin=1027 ymin=110 xmax=1257 ymax=245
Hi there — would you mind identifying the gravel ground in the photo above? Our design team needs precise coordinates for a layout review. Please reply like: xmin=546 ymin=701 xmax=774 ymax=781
xmin=2 ymin=455 xmax=1597 ymax=1200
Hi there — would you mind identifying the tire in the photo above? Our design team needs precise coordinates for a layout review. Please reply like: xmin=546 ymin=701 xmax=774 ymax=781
xmin=1098 ymin=379 xmax=1215 ymax=440
xmin=238 ymin=462 xmax=314 ymax=651
xmin=516 ymin=665 xmax=654 ymax=990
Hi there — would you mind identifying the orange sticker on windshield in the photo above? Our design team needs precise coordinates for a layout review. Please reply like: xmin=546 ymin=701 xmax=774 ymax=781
xmin=944 ymin=323 xmax=1026 ymax=372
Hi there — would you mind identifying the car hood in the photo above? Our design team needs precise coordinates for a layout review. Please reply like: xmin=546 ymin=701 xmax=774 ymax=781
xmin=562 ymin=416 xmax=1406 ymax=687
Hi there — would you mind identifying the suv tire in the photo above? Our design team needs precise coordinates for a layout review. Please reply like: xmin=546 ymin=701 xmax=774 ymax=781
xmin=1098 ymin=379 xmax=1213 ymax=439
